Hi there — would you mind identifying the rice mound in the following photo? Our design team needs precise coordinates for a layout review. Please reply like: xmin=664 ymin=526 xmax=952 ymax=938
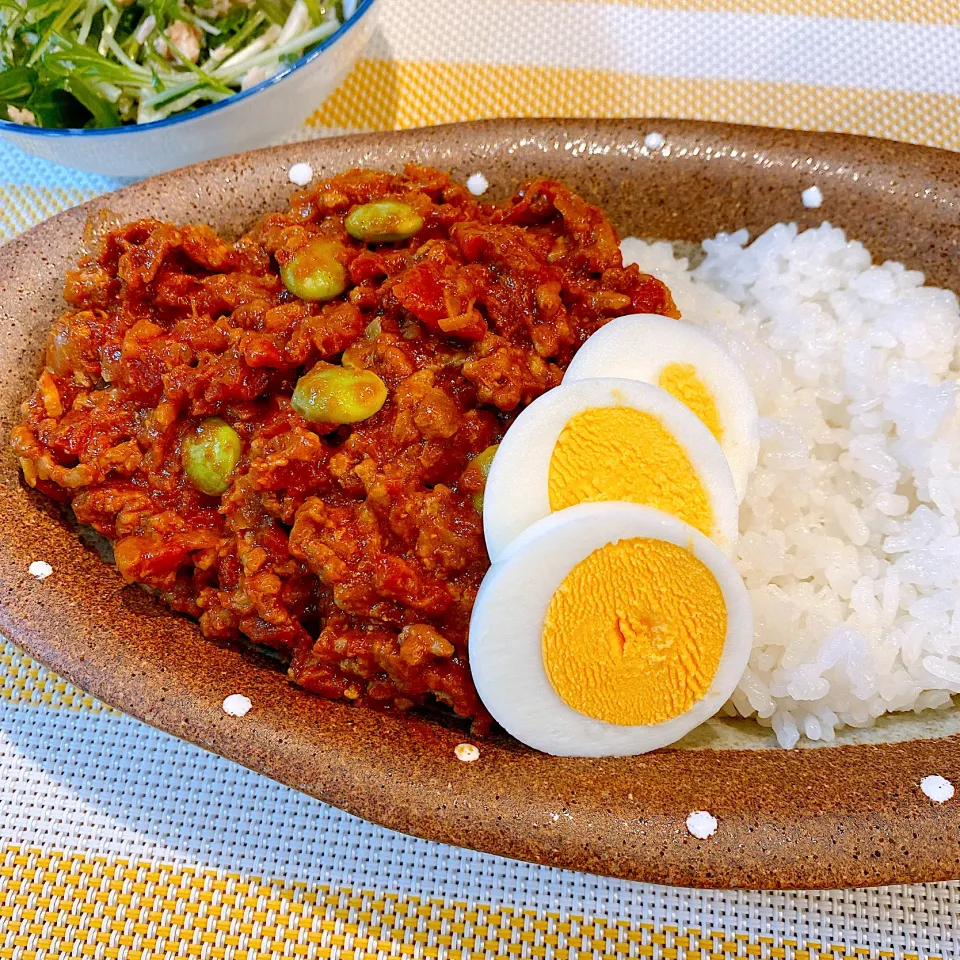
xmin=621 ymin=223 xmax=960 ymax=748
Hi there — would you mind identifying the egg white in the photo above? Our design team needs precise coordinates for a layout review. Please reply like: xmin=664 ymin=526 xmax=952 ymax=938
xmin=482 ymin=376 xmax=739 ymax=562
xmin=564 ymin=313 xmax=759 ymax=501
xmin=469 ymin=501 xmax=754 ymax=757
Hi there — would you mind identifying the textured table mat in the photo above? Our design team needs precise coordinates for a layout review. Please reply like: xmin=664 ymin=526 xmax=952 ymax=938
xmin=1 ymin=0 xmax=960 ymax=956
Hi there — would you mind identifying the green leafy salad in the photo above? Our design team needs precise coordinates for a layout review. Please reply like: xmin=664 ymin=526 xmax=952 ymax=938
xmin=0 ymin=0 xmax=354 ymax=128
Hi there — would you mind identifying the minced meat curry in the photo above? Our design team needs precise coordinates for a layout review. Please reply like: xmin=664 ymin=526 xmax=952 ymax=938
xmin=12 ymin=165 xmax=677 ymax=732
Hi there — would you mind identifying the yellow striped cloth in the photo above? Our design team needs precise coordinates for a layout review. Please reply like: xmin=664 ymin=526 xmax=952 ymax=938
xmin=1 ymin=0 xmax=959 ymax=956
xmin=307 ymin=0 xmax=960 ymax=149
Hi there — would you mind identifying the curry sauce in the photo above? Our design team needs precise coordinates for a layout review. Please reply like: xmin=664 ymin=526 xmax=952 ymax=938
xmin=12 ymin=165 xmax=677 ymax=732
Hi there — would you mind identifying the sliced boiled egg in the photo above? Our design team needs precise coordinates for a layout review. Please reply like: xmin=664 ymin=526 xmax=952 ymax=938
xmin=565 ymin=314 xmax=759 ymax=501
xmin=482 ymin=377 xmax=739 ymax=562
xmin=469 ymin=501 xmax=753 ymax=756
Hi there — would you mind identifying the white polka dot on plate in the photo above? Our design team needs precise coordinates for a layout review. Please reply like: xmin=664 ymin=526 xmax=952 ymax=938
xmin=685 ymin=810 xmax=718 ymax=838
xmin=455 ymin=743 xmax=480 ymax=762
xmin=28 ymin=560 xmax=53 ymax=580
xmin=920 ymin=775 xmax=954 ymax=803
xmin=466 ymin=173 xmax=489 ymax=196
xmin=288 ymin=162 xmax=313 ymax=187
xmin=222 ymin=694 xmax=253 ymax=717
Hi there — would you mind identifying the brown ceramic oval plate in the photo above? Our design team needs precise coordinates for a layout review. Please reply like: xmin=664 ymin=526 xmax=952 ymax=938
xmin=1 ymin=119 xmax=959 ymax=891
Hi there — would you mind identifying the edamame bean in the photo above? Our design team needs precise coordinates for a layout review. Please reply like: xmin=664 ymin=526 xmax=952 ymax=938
xmin=182 ymin=418 xmax=242 ymax=496
xmin=292 ymin=362 xmax=387 ymax=425
xmin=281 ymin=239 xmax=347 ymax=301
xmin=345 ymin=201 xmax=423 ymax=243
xmin=469 ymin=443 xmax=499 ymax=513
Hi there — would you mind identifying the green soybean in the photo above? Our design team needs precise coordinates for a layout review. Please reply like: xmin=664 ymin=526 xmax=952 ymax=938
xmin=281 ymin=239 xmax=348 ymax=301
xmin=470 ymin=444 xmax=499 ymax=513
xmin=292 ymin=363 xmax=388 ymax=425
xmin=183 ymin=418 xmax=242 ymax=496
xmin=345 ymin=201 xmax=423 ymax=243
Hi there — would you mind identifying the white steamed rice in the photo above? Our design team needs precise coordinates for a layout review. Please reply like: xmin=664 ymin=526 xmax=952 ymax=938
xmin=621 ymin=223 xmax=960 ymax=748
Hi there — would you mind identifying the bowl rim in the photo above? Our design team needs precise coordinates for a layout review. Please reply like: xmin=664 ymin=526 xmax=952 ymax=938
xmin=0 ymin=0 xmax=378 ymax=138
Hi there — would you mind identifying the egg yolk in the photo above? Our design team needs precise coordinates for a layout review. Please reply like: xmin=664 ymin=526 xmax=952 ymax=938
xmin=548 ymin=407 xmax=714 ymax=537
xmin=657 ymin=362 xmax=723 ymax=443
xmin=542 ymin=537 xmax=726 ymax=726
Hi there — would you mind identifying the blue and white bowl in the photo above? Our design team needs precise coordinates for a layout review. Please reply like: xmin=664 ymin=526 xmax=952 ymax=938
xmin=0 ymin=0 xmax=379 ymax=178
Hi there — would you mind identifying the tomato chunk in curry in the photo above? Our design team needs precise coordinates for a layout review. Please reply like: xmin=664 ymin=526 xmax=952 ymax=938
xmin=12 ymin=165 xmax=677 ymax=732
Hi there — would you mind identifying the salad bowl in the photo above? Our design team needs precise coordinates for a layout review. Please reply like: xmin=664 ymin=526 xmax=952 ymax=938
xmin=0 ymin=0 xmax=379 ymax=177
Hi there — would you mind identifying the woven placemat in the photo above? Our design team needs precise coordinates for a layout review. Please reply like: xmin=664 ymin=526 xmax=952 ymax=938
xmin=2 ymin=0 xmax=959 ymax=955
